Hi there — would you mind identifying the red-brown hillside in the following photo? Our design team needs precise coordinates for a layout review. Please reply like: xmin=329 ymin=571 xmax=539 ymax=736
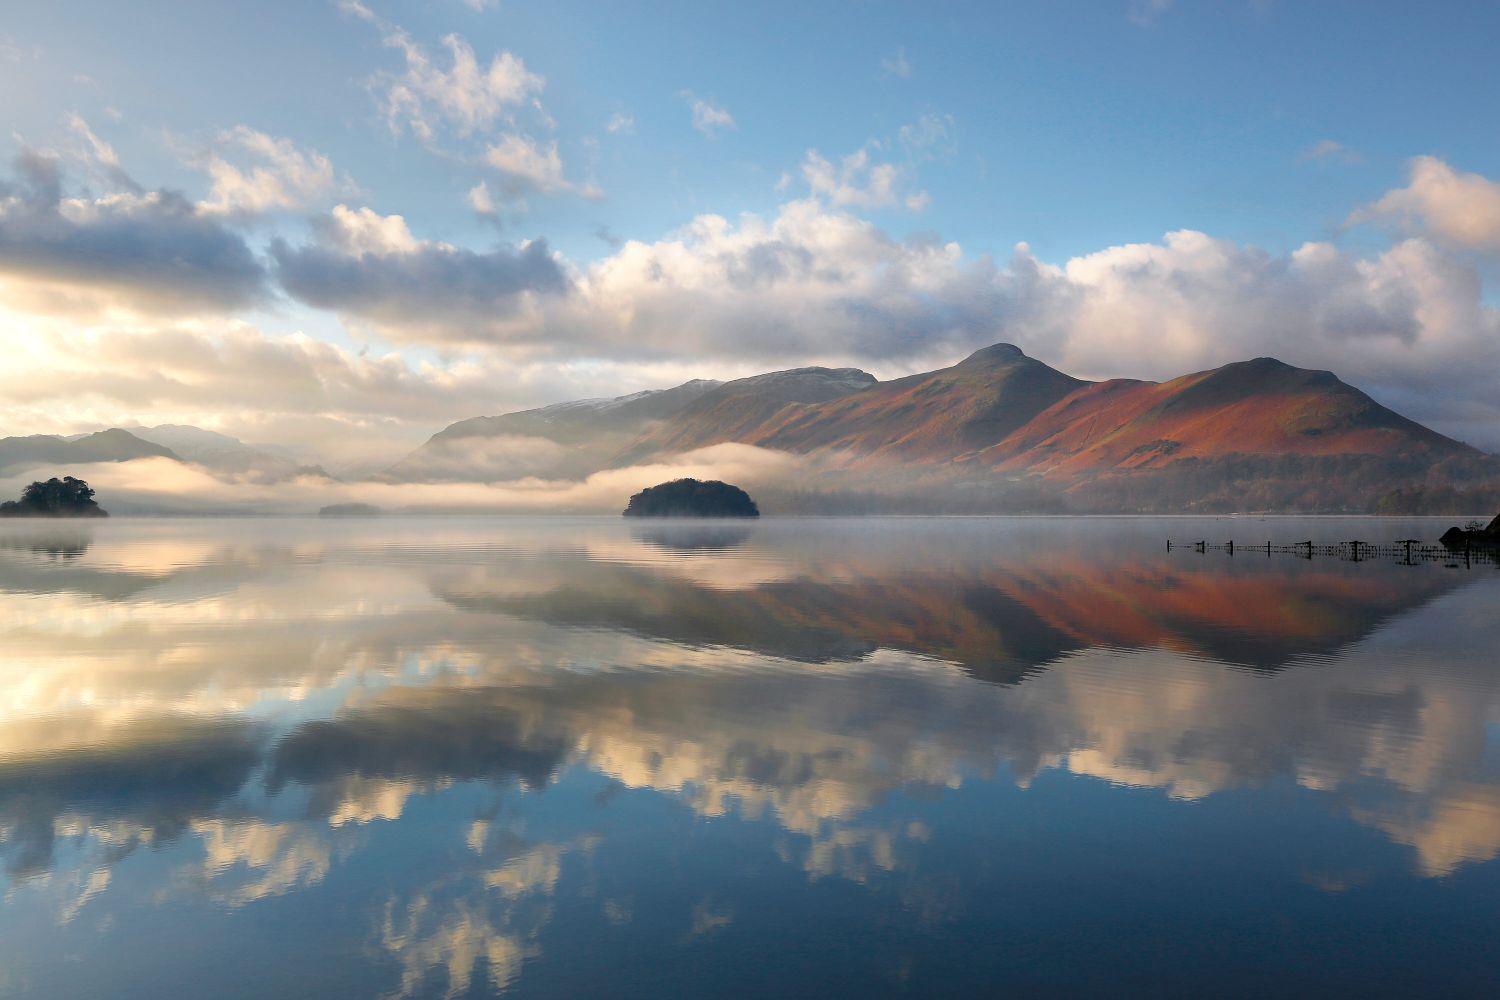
xmin=977 ymin=357 xmax=1472 ymax=477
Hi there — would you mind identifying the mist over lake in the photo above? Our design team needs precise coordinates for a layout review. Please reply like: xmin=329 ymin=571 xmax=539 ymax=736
xmin=2 ymin=515 xmax=1497 ymax=998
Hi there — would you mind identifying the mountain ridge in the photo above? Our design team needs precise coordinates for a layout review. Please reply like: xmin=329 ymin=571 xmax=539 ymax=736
xmin=387 ymin=343 xmax=1492 ymax=512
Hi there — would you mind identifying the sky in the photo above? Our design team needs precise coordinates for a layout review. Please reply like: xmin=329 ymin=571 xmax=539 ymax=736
xmin=2 ymin=0 xmax=1499 ymax=468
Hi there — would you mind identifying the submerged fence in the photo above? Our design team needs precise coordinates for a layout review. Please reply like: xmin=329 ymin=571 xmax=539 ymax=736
xmin=1167 ymin=537 xmax=1500 ymax=569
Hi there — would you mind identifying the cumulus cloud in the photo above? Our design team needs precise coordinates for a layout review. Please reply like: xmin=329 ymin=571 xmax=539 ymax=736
xmin=554 ymin=206 xmax=1497 ymax=445
xmin=683 ymin=94 xmax=734 ymax=137
xmin=1007 ymin=231 xmax=1500 ymax=446
xmin=483 ymin=133 xmax=602 ymax=200
xmin=1350 ymin=155 xmax=1500 ymax=251
xmin=197 ymin=126 xmax=341 ymax=216
xmin=801 ymin=146 xmax=927 ymax=211
xmin=605 ymin=112 xmax=634 ymax=135
xmin=270 ymin=204 xmax=570 ymax=346
xmin=342 ymin=2 xmax=543 ymax=140
xmin=0 ymin=149 xmax=265 ymax=315
xmin=541 ymin=198 xmax=1002 ymax=365
xmin=249 ymin=187 xmax=1500 ymax=447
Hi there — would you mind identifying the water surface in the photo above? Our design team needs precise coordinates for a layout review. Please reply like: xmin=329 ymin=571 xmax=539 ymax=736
xmin=1 ymin=516 xmax=1497 ymax=997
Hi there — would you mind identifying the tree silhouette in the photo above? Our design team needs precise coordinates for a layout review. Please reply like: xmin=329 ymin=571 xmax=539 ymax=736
xmin=622 ymin=478 xmax=759 ymax=518
xmin=0 ymin=476 xmax=109 ymax=517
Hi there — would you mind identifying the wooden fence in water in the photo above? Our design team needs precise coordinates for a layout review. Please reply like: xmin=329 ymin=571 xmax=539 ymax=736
xmin=1167 ymin=537 xmax=1500 ymax=569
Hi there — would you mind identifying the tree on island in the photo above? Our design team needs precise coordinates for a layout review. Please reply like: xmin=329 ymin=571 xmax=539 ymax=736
xmin=0 ymin=476 xmax=109 ymax=517
xmin=622 ymin=479 xmax=760 ymax=518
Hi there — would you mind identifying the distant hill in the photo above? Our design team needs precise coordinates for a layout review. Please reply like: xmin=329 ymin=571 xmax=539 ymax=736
xmin=378 ymin=343 xmax=1500 ymax=513
xmin=613 ymin=366 xmax=878 ymax=464
xmin=382 ymin=378 xmax=724 ymax=481
xmin=0 ymin=429 xmax=179 ymax=474
xmin=129 ymin=424 xmax=331 ymax=482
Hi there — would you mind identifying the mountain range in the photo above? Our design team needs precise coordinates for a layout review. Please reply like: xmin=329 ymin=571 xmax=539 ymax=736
xmin=0 ymin=426 xmax=330 ymax=484
xmin=386 ymin=344 xmax=1496 ymax=513
xmin=4 ymin=345 xmax=1496 ymax=513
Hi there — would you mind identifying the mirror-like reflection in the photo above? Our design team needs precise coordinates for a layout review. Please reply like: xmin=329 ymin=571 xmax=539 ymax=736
xmin=1 ymin=516 xmax=1497 ymax=997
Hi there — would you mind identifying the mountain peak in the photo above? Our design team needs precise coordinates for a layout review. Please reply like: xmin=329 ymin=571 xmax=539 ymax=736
xmin=958 ymin=343 xmax=1027 ymax=367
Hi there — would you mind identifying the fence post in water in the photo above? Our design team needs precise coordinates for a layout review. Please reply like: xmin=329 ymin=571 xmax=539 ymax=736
xmin=1227 ymin=540 xmax=1234 ymax=556
xmin=1350 ymin=540 xmax=1361 ymax=562
xmin=1305 ymin=540 xmax=1313 ymax=559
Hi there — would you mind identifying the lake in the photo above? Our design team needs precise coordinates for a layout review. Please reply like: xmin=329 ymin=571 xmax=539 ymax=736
xmin=1 ymin=515 xmax=1498 ymax=998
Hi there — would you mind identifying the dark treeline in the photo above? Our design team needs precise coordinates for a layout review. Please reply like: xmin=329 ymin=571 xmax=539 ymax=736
xmin=0 ymin=477 xmax=109 ymax=518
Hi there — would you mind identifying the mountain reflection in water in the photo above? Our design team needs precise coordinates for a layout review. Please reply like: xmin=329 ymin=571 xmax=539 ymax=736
xmin=0 ymin=516 xmax=1497 ymax=998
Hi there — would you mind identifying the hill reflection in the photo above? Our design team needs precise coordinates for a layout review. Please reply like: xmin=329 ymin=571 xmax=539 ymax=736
xmin=1 ymin=517 xmax=1498 ymax=997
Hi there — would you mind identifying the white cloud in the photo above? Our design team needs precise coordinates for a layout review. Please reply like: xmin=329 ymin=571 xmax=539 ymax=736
xmin=801 ymin=146 xmax=926 ymax=211
xmin=344 ymin=4 xmax=543 ymax=140
xmin=606 ymin=112 xmax=635 ymax=135
xmin=467 ymin=180 xmax=498 ymax=222
xmin=198 ymin=126 xmax=340 ymax=216
xmin=320 ymin=203 xmax=422 ymax=254
xmin=1350 ymin=155 xmax=1500 ymax=251
xmin=684 ymin=94 xmax=735 ymax=137
xmin=483 ymin=133 xmax=602 ymax=199
xmin=880 ymin=47 xmax=911 ymax=78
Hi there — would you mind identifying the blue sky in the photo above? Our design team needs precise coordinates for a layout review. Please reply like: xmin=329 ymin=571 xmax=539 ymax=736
xmin=2 ymin=0 xmax=1499 ymax=462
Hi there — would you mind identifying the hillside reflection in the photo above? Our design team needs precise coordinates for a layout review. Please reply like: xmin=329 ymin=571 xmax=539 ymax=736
xmin=1 ymin=516 xmax=1498 ymax=997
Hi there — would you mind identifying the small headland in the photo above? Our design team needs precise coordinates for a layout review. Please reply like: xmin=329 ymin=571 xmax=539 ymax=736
xmin=1439 ymin=514 xmax=1500 ymax=548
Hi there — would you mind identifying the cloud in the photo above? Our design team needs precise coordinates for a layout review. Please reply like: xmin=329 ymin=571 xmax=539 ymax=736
xmin=253 ymin=188 xmax=1499 ymax=448
xmin=196 ymin=126 xmax=341 ymax=217
xmin=801 ymin=146 xmax=927 ymax=211
xmin=271 ymin=204 xmax=571 ymax=346
xmin=0 ymin=149 xmax=265 ymax=316
xmin=1349 ymin=155 xmax=1500 ymax=251
xmin=1300 ymin=138 xmax=1362 ymax=165
xmin=556 ymin=205 xmax=1498 ymax=445
xmin=343 ymin=3 xmax=543 ymax=141
xmin=605 ymin=112 xmax=634 ymax=135
xmin=483 ymin=133 xmax=602 ymax=200
xmin=880 ymin=47 xmax=912 ymax=79
xmin=466 ymin=179 xmax=500 ymax=226
xmin=683 ymin=94 xmax=734 ymax=137
xmin=1008 ymin=230 xmax=1500 ymax=446
xmin=898 ymin=112 xmax=957 ymax=160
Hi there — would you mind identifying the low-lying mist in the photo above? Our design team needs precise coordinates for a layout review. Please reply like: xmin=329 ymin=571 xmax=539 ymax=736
xmin=0 ymin=444 xmax=813 ymax=516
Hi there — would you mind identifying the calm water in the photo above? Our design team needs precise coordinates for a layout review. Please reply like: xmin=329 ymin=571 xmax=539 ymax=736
xmin=1 ymin=515 xmax=1498 ymax=998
